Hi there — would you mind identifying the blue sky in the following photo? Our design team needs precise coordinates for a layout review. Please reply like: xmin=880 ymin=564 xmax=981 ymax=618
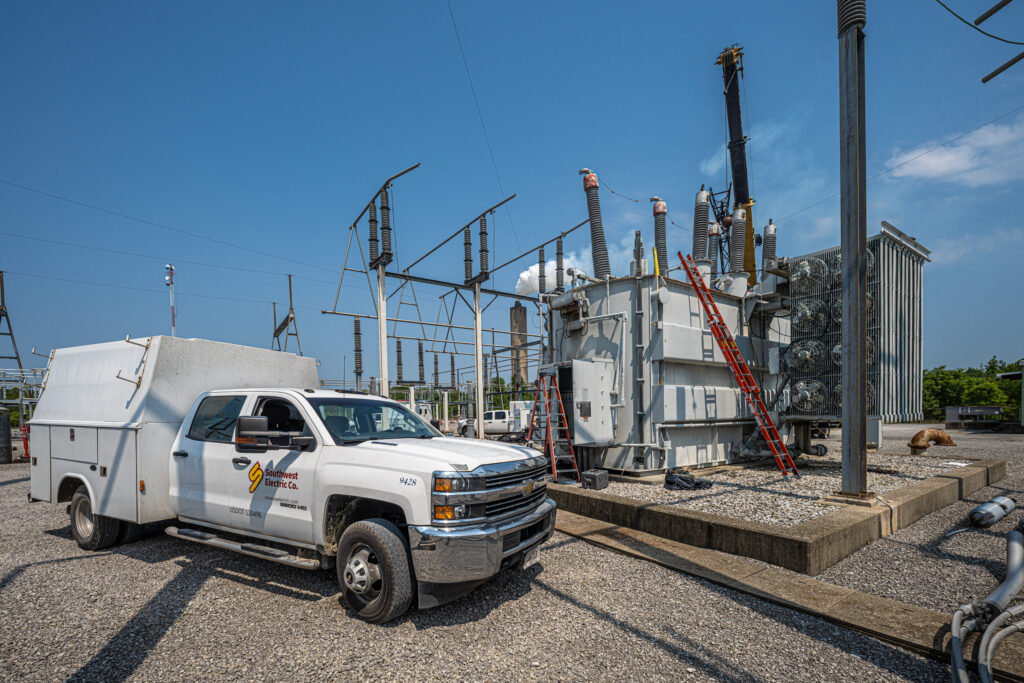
xmin=2 ymin=1 xmax=1022 ymax=382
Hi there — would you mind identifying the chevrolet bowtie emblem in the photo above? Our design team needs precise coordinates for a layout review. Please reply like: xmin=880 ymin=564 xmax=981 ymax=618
xmin=523 ymin=481 xmax=535 ymax=495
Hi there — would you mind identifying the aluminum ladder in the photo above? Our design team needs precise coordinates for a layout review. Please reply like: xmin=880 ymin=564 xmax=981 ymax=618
xmin=678 ymin=253 xmax=800 ymax=479
xmin=527 ymin=373 xmax=580 ymax=482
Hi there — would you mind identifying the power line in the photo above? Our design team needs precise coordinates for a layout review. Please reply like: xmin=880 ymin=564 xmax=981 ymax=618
xmin=0 ymin=179 xmax=339 ymax=273
xmin=4 ymin=270 xmax=272 ymax=305
xmin=445 ymin=0 xmax=525 ymax=262
xmin=776 ymin=101 xmax=1024 ymax=225
xmin=933 ymin=0 xmax=1024 ymax=45
xmin=0 ymin=229 xmax=361 ymax=290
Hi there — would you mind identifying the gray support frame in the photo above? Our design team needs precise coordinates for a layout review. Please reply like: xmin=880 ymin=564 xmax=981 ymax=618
xmin=838 ymin=1 xmax=868 ymax=496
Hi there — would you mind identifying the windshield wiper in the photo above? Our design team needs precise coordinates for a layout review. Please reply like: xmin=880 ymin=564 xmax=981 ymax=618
xmin=338 ymin=437 xmax=371 ymax=446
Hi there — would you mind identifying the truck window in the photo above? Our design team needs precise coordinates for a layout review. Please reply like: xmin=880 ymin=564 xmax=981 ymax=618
xmin=495 ymin=411 xmax=506 ymax=420
xmin=255 ymin=398 xmax=309 ymax=447
xmin=187 ymin=395 xmax=246 ymax=443
xmin=484 ymin=412 xmax=493 ymax=421
xmin=308 ymin=397 xmax=440 ymax=445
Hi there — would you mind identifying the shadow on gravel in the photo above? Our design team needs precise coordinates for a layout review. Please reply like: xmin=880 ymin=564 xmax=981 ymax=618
xmin=0 ymin=476 xmax=29 ymax=487
xmin=531 ymin=578 xmax=755 ymax=682
xmin=0 ymin=552 xmax=114 ymax=595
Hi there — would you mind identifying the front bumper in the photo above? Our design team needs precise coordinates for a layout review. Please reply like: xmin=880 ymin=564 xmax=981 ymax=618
xmin=408 ymin=498 xmax=556 ymax=584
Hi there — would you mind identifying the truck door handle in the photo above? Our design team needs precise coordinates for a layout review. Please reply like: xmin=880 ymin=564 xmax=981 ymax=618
xmin=173 ymin=450 xmax=188 ymax=458
xmin=232 ymin=457 xmax=251 ymax=466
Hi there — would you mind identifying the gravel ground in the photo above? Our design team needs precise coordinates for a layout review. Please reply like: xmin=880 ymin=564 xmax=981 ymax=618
xmin=603 ymin=452 xmax=955 ymax=527
xmin=817 ymin=423 xmax=1024 ymax=614
xmin=0 ymin=464 xmax=947 ymax=682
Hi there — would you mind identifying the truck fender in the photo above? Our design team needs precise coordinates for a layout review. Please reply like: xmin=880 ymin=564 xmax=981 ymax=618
xmin=317 ymin=487 xmax=417 ymax=554
xmin=56 ymin=474 xmax=95 ymax=505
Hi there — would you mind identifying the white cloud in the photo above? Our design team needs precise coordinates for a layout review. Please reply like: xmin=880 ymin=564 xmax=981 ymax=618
xmin=929 ymin=227 xmax=1024 ymax=265
xmin=515 ymin=256 xmax=584 ymax=295
xmin=885 ymin=115 xmax=1024 ymax=187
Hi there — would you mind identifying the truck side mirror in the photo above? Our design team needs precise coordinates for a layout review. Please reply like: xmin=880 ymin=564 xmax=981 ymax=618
xmin=236 ymin=416 xmax=270 ymax=452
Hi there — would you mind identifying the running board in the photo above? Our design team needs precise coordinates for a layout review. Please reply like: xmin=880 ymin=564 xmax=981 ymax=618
xmin=165 ymin=526 xmax=321 ymax=570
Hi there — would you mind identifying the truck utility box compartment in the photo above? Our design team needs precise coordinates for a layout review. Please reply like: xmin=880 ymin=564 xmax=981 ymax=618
xmin=30 ymin=336 xmax=319 ymax=523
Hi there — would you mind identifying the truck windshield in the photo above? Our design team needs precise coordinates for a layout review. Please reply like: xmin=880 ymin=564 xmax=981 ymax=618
xmin=307 ymin=398 xmax=441 ymax=445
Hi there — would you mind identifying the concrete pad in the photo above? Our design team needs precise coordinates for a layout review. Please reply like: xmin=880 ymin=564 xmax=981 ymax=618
xmin=880 ymin=477 xmax=959 ymax=530
xmin=736 ymin=566 xmax=856 ymax=612
xmin=935 ymin=466 xmax=989 ymax=497
xmin=555 ymin=509 xmax=1024 ymax=681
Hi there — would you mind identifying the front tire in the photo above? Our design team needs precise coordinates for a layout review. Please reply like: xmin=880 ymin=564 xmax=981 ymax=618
xmin=69 ymin=486 xmax=122 ymax=551
xmin=337 ymin=518 xmax=413 ymax=624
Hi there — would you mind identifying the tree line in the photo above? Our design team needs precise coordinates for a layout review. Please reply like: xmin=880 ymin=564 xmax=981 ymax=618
xmin=923 ymin=356 xmax=1022 ymax=421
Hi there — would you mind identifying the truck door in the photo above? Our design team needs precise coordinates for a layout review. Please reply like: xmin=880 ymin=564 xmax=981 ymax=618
xmin=170 ymin=394 xmax=248 ymax=525
xmin=231 ymin=395 xmax=317 ymax=543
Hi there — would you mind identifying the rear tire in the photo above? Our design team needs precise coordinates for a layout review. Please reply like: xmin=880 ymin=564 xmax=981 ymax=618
xmin=69 ymin=486 xmax=122 ymax=551
xmin=337 ymin=518 xmax=413 ymax=624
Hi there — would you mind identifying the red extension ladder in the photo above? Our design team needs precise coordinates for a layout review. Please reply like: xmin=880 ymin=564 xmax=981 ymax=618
xmin=678 ymin=252 xmax=800 ymax=479
xmin=527 ymin=373 xmax=581 ymax=482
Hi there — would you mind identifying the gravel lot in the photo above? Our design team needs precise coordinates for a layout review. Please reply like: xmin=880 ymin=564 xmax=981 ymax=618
xmin=0 ymin=463 xmax=947 ymax=682
xmin=603 ymin=452 xmax=956 ymax=527
xmin=817 ymin=423 xmax=1024 ymax=614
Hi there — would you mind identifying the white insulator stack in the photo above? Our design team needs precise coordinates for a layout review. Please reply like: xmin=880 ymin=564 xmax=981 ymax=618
xmin=729 ymin=208 xmax=747 ymax=274
xmin=708 ymin=223 xmax=721 ymax=280
xmin=692 ymin=189 xmax=710 ymax=263
xmin=763 ymin=219 xmax=777 ymax=272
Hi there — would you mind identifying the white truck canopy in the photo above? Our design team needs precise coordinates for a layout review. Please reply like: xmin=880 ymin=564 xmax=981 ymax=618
xmin=32 ymin=336 xmax=320 ymax=429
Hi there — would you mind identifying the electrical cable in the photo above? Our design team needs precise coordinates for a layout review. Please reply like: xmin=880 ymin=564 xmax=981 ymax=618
xmin=776 ymin=101 xmax=1024 ymax=225
xmin=0 ymin=179 xmax=338 ymax=273
xmin=933 ymin=0 xmax=1024 ymax=45
xmin=445 ymin=0 xmax=524 ymax=262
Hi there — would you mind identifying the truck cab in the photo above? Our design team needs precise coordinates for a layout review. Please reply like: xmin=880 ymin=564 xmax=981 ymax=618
xmin=31 ymin=338 xmax=554 ymax=623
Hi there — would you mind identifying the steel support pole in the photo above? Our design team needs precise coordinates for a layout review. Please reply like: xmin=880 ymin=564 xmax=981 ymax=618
xmin=839 ymin=1 xmax=867 ymax=496
xmin=377 ymin=263 xmax=389 ymax=397
xmin=473 ymin=282 xmax=485 ymax=439
xmin=443 ymin=391 xmax=449 ymax=432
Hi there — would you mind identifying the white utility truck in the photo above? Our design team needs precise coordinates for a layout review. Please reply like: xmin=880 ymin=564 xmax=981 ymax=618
xmin=29 ymin=336 xmax=555 ymax=623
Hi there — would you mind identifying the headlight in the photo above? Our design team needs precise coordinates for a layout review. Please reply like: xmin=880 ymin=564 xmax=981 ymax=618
xmin=433 ymin=504 xmax=470 ymax=521
xmin=433 ymin=476 xmax=468 ymax=492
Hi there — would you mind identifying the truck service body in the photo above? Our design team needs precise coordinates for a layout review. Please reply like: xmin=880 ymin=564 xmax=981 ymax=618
xmin=29 ymin=337 xmax=555 ymax=622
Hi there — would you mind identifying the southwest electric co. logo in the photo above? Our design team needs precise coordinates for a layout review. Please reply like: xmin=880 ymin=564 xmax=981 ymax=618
xmin=248 ymin=461 xmax=264 ymax=493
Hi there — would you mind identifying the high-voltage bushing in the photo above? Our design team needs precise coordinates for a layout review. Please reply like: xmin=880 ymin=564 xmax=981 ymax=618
xmin=791 ymin=299 xmax=829 ymax=335
xmin=368 ymin=200 xmax=379 ymax=262
xmin=433 ymin=353 xmax=439 ymax=387
xmin=651 ymin=196 xmax=669 ymax=274
xmin=479 ymin=214 xmax=489 ymax=275
xmin=537 ymin=245 xmax=546 ymax=294
xmin=708 ymin=222 xmax=721 ymax=280
xmin=728 ymin=207 xmax=747 ymax=274
xmin=790 ymin=257 xmax=829 ymax=293
xmin=788 ymin=339 xmax=828 ymax=375
xmin=632 ymin=230 xmax=643 ymax=267
xmin=418 ymin=340 xmax=424 ymax=383
xmin=463 ymin=226 xmax=473 ymax=283
xmin=353 ymin=318 xmax=363 ymax=389
xmin=379 ymin=187 xmax=393 ymax=256
xmin=579 ymin=168 xmax=611 ymax=279
xmin=762 ymin=219 xmax=777 ymax=272
xmin=556 ymin=237 xmax=564 ymax=291
xmin=691 ymin=188 xmax=710 ymax=262
xmin=395 ymin=339 xmax=403 ymax=383
xmin=792 ymin=379 xmax=828 ymax=412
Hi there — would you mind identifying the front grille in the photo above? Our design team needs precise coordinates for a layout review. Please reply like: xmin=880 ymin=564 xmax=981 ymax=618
xmin=501 ymin=516 xmax=548 ymax=554
xmin=485 ymin=487 xmax=546 ymax=519
xmin=484 ymin=464 xmax=547 ymax=489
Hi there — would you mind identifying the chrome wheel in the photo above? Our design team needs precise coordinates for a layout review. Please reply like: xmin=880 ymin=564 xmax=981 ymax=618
xmin=73 ymin=496 xmax=95 ymax=539
xmin=343 ymin=543 xmax=382 ymax=600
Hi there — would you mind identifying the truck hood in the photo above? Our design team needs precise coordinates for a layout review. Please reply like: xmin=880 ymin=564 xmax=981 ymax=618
xmin=344 ymin=437 xmax=539 ymax=470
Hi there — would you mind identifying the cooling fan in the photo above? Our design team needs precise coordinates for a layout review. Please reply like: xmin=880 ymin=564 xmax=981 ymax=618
xmin=792 ymin=379 xmax=827 ymax=412
xmin=791 ymin=299 xmax=829 ymax=335
xmin=831 ymin=250 xmax=875 ymax=284
xmin=832 ymin=381 xmax=876 ymax=410
xmin=831 ymin=336 xmax=875 ymax=367
xmin=831 ymin=292 xmax=875 ymax=323
xmin=790 ymin=257 xmax=829 ymax=293
xmin=788 ymin=340 xmax=828 ymax=375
